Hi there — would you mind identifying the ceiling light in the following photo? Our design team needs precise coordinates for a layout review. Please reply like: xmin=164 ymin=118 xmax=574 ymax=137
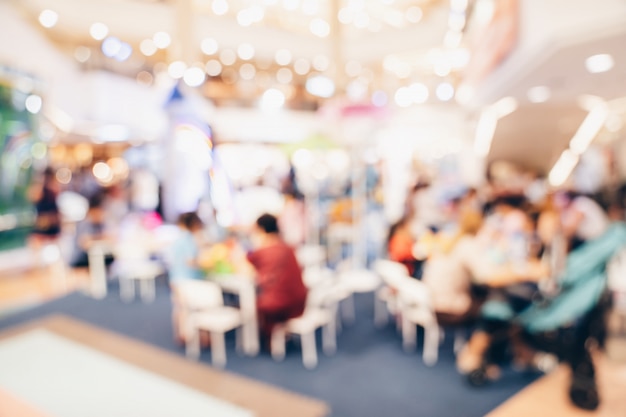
xmin=394 ymin=87 xmax=413 ymax=108
xmin=74 ymin=46 xmax=91 ymax=63
xmin=237 ymin=9 xmax=254 ymax=26
xmin=275 ymin=49 xmax=293 ymax=66
xmin=183 ymin=67 xmax=206 ymax=87
xmin=153 ymin=31 xmax=171 ymax=49
xmin=306 ymin=75 xmax=335 ymax=98
xmin=283 ymin=0 xmax=300 ymax=11
xmin=372 ymin=91 xmax=388 ymax=107
xmin=448 ymin=13 xmax=466 ymax=32
xmin=451 ymin=0 xmax=469 ymax=13
xmin=168 ymin=61 xmax=187 ymax=79
xmin=38 ymin=9 xmax=58 ymax=28
xmin=444 ymin=31 xmax=463 ymax=48
xmin=312 ymin=55 xmax=329 ymax=71
xmin=248 ymin=5 xmax=264 ymax=22
xmin=406 ymin=7 xmax=423 ymax=23
xmin=277 ymin=68 xmax=293 ymax=84
xmin=101 ymin=37 xmax=122 ymax=58
xmin=301 ymin=0 xmax=318 ymax=15
xmin=473 ymin=110 xmax=498 ymax=157
xmin=25 ymin=94 xmax=43 ymax=114
xmin=492 ymin=96 xmax=518 ymax=118
xmin=89 ymin=22 xmax=109 ymax=41
xmin=310 ymin=18 xmax=330 ymax=37
xmin=548 ymin=149 xmax=579 ymax=187
xmin=347 ymin=80 xmax=368 ymax=101
xmin=205 ymin=60 xmax=222 ymax=76
xmin=434 ymin=62 xmax=451 ymax=77
xmin=569 ymin=102 xmax=609 ymax=155
xmin=114 ymin=43 xmax=132 ymax=62
xmin=294 ymin=58 xmax=311 ymax=75
xmin=237 ymin=43 xmax=255 ymax=60
xmin=239 ymin=63 xmax=256 ymax=80
xmin=585 ymin=54 xmax=614 ymax=74
xmin=436 ymin=82 xmax=455 ymax=101
xmin=140 ymin=39 xmax=157 ymax=56
xmin=260 ymin=88 xmax=286 ymax=110
xmin=527 ymin=86 xmax=551 ymax=103
xmin=409 ymin=83 xmax=429 ymax=104
xmin=201 ymin=38 xmax=219 ymax=55
xmin=219 ymin=49 xmax=237 ymax=66
xmin=93 ymin=162 xmax=112 ymax=181
xmin=212 ymin=0 xmax=228 ymax=15
xmin=577 ymin=94 xmax=604 ymax=111
xmin=338 ymin=7 xmax=354 ymax=24
xmin=136 ymin=71 xmax=154 ymax=86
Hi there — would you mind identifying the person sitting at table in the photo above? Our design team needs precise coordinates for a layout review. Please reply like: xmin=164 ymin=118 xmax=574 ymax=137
xmin=70 ymin=193 xmax=113 ymax=268
xmin=246 ymin=213 xmax=308 ymax=350
xmin=169 ymin=212 xmax=209 ymax=346
xmin=169 ymin=212 xmax=205 ymax=282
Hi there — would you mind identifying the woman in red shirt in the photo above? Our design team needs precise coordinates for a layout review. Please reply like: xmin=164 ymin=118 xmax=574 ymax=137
xmin=246 ymin=214 xmax=308 ymax=347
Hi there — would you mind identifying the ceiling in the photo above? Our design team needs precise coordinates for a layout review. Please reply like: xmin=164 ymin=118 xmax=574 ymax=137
xmin=4 ymin=0 xmax=626 ymax=177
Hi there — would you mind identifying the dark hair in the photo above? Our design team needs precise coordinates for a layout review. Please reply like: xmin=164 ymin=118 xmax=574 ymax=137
xmin=178 ymin=212 xmax=203 ymax=231
xmin=492 ymin=194 xmax=527 ymax=209
xmin=88 ymin=194 xmax=104 ymax=210
xmin=256 ymin=213 xmax=279 ymax=234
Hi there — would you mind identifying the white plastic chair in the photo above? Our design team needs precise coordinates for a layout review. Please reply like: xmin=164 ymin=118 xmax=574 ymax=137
xmin=271 ymin=283 xmax=338 ymax=369
xmin=177 ymin=280 xmax=243 ymax=368
xmin=396 ymin=277 xmax=440 ymax=366
xmin=373 ymin=259 xmax=410 ymax=327
xmin=114 ymin=241 xmax=162 ymax=303
xmin=336 ymin=261 xmax=382 ymax=324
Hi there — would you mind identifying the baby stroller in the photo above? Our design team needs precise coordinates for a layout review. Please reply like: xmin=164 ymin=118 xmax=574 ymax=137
xmin=463 ymin=223 xmax=626 ymax=411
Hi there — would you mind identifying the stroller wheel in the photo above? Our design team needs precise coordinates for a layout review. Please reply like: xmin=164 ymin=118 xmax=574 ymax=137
xmin=467 ymin=367 xmax=488 ymax=387
xmin=569 ymin=377 xmax=599 ymax=411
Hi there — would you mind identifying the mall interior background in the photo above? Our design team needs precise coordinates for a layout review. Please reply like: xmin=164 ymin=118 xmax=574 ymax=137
xmin=1 ymin=0 xmax=626 ymax=416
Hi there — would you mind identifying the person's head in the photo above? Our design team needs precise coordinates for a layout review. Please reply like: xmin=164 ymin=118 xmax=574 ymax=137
xmin=492 ymin=194 xmax=527 ymax=212
xmin=458 ymin=210 xmax=483 ymax=236
xmin=177 ymin=212 xmax=203 ymax=233
xmin=537 ymin=209 xmax=561 ymax=245
xmin=87 ymin=194 xmax=105 ymax=222
xmin=553 ymin=190 xmax=578 ymax=210
xmin=255 ymin=213 xmax=280 ymax=235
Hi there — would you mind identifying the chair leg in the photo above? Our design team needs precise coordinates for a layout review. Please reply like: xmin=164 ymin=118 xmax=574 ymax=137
xmin=423 ymin=324 xmax=439 ymax=366
xmin=271 ymin=326 xmax=286 ymax=361
xmin=185 ymin=321 xmax=200 ymax=359
xmin=374 ymin=295 xmax=388 ymax=328
xmin=301 ymin=331 xmax=318 ymax=369
xmin=402 ymin=316 xmax=416 ymax=353
xmin=235 ymin=326 xmax=244 ymax=355
xmin=341 ymin=293 xmax=356 ymax=324
xmin=454 ymin=328 xmax=466 ymax=354
xmin=210 ymin=331 xmax=227 ymax=368
xmin=322 ymin=319 xmax=337 ymax=355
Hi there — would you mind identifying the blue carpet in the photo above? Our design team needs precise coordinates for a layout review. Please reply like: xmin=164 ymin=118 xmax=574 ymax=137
xmin=0 ymin=279 xmax=538 ymax=417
